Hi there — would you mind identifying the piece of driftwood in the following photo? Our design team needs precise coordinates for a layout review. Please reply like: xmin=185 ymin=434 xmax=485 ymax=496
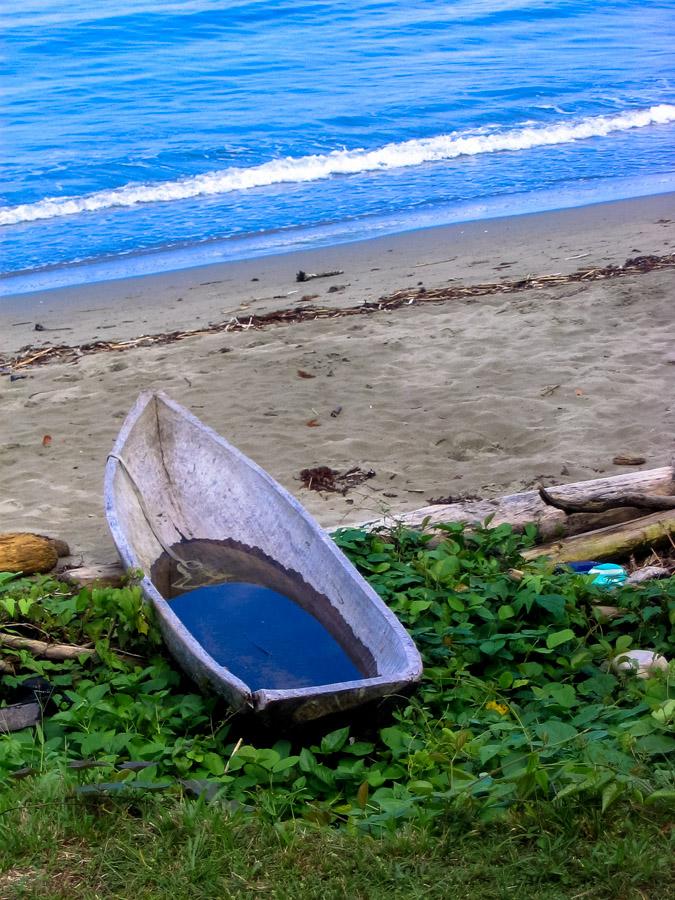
xmin=538 ymin=485 xmax=675 ymax=514
xmin=0 ymin=633 xmax=143 ymax=666
xmin=61 ymin=562 xmax=126 ymax=588
xmin=611 ymin=649 xmax=669 ymax=678
xmin=521 ymin=510 xmax=675 ymax=565
xmin=594 ymin=606 xmax=627 ymax=621
xmin=0 ymin=702 xmax=41 ymax=734
xmin=0 ymin=633 xmax=97 ymax=660
xmin=626 ymin=565 xmax=673 ymax=584
xmin=105 ymin=391 xmax=422 ymax=723
xmin=0 ymin=532 xmax=61 ymax=574
xmin=355 ymin=465 xmax=674 ymax=539
xmin=296 ymin=269 xmax=344 ymax=282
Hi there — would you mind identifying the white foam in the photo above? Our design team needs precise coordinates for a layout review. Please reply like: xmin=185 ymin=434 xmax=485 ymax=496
xmin=2 ymin=104 xmax=674 ymax=226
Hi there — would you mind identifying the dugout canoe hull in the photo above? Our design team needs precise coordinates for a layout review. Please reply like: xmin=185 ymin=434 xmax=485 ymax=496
xmin=104 ymin=392 xmax=422 ymax=722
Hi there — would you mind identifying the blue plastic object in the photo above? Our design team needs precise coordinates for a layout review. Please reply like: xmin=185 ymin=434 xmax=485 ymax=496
xmin=588 ymin=563 xmax=627 ymax=588
xmin=567 ymin=561 xmax=600 ymax=574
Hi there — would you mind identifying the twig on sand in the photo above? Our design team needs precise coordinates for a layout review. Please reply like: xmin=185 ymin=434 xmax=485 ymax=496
xmin=296 ymin=269 xmax=344 ymax=282
xmin=540 ymin=384 xmax=561 ymax=397
xmin=299 ymin=465 xmax=375 ymax=495
xmin=413 ymin=257 xmax=456 ymax=268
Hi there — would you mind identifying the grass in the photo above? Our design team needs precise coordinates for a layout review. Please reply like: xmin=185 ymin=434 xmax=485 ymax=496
xmin=1 ymin=522 xmax=674 ymax=897
xmin=0 ymin=779 xmax=673 ymax=899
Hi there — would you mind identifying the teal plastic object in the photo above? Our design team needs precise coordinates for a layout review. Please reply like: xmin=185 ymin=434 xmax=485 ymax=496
xmin=588 ymin=563 xmax=627 ymax=588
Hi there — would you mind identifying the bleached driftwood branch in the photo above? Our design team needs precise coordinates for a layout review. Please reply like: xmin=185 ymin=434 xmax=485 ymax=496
xmin=0 ymin=633 xmax=142 ymax=666
xmin=351 ymin=465 xmax=674 ymax=540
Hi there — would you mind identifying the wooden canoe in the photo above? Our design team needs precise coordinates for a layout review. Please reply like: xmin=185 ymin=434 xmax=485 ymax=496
xmin=104 ymin=391 xmax=422 ymax=722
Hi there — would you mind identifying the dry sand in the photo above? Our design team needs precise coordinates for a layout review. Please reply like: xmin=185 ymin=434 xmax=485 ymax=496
xmin=1 ymin=194 xmax=674 ymax=564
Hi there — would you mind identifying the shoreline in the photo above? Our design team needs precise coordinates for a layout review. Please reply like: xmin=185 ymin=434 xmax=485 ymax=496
xmin=3 ymin=170 xmax=674 ymax=298
xmin=1 ymin=192 xmax=674 ymax=565
xmin=1 ymin=192 xmax=674 ymax=353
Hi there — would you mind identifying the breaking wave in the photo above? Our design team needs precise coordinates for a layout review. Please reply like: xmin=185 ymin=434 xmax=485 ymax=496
xmin=2 ymin=104 xmax=674 ymax=226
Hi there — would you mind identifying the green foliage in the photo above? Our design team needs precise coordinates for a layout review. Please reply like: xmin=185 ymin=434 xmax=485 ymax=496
xmin=1 ymin=521 xmax=674 ymax=832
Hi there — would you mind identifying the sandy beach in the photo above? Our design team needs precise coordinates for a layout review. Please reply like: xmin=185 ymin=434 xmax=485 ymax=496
xmin=1 ymin=194 xmax=674 ymax=565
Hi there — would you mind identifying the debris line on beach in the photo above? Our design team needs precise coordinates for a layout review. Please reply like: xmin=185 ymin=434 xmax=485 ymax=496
xmin=4 ymin=254 xmax=674 ymax=371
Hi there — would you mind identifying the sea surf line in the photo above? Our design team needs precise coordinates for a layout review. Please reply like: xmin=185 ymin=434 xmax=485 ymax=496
xmin=2 ymin=104 xmax=674 ymax=227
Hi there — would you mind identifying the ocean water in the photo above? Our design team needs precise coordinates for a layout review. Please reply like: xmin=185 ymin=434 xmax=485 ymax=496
xmin=1 ymin=0 xmax=674 ymax=294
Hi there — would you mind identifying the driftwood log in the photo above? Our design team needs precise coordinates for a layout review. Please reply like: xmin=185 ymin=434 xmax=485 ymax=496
xmin=522 ymin=510 xmax=675 ymax=565
xmin=0 ymin=633 xmax=143 ymax=666
xmin=354 ymin=465 xmax=674 ymax=541
xmin=538 ymin=485 xmax=675 ymax=513
xmin=296 ymin=269 xmax=343 ymax=282
xmin=0 ymin=633 xmax=97 ymax=661
xmin=0 ymin=532 xmax=70 ymax=575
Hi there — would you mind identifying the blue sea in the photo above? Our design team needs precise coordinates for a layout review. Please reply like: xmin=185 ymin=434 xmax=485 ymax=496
xmin=1 ymin=0 xmax=674 ymax=295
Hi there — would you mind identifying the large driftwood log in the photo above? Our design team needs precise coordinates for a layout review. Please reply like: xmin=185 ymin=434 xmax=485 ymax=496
xmin=352 ymin=465 xmax=674 ymax=540
xmin=521 ymin=510 xmax=675 ymax=565
xmin=0 ymin=532 xmax=69 ymax=575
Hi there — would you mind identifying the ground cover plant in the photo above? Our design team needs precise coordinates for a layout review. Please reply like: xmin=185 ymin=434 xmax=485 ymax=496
xmin=1 ymin=523 xmax=673 ymax=895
